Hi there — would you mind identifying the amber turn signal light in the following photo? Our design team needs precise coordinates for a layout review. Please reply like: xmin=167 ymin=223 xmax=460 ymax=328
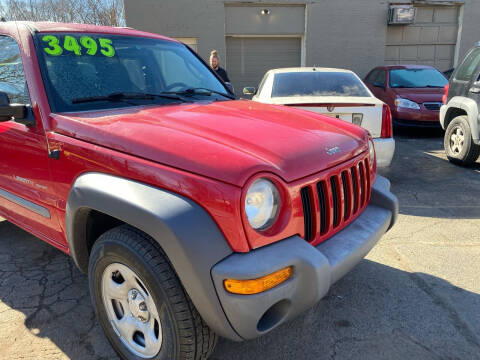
xmin=224 ymin=266 xmax=293 ymax=295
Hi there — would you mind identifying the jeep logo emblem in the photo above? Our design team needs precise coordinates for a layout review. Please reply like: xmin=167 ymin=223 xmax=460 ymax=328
xmin=326 ymin=146 xmax=341 ymax=155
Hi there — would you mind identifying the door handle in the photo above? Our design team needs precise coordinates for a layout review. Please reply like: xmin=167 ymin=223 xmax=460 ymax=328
xmin=469 ymin=87 xmax=480 ymax=94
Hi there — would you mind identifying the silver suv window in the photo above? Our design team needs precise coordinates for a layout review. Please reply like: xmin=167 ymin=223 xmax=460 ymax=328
xmin=455 ymin=47 xmax=480 ymax=81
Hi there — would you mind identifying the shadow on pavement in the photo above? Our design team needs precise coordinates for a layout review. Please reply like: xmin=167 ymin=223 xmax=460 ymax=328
xmin=0 ymin=219 xmax=117 ymax=360
xmin=0 ymin=219 xmax=478 ymax=359
xmin=393 ymin=125 xmax=444 ymax=139
xmin=379 ymin=128 xmax=480 ymax=219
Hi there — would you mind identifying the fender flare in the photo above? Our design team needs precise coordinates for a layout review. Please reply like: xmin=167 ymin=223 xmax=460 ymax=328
xmin=441 ymin=97 xmax=479 ymax=142
xmin=66 ymin=172 xmax=241 ymax=340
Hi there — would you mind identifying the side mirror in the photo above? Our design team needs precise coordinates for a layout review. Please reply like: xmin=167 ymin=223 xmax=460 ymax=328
xmin=0 ymin=91 xmax=35 ymax=126
xmin=0 ymin=104 xmax=27 ymax=121
xmin=243 ymin=87 xmax=256 ymax=95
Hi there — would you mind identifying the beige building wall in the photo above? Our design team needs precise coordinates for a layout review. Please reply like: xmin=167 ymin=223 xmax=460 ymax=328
xmin=125 ymin=0 xmax=480 ymax=78
xmin=124 ymin=0 xmax=227 ymax=69
xmin=458 ymin=0 xmax=480 ymax=61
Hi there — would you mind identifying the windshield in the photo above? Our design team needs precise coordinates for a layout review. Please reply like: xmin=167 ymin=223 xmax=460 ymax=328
xmin=35 ymin=33 xmax=230 ymax=112
xmin=271 ymin=71 xmax=371 ymax=98
xmin=389 ymin=68 xmax=448 ymax=88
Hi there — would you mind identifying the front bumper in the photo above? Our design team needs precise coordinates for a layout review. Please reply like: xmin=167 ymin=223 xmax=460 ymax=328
xmin=392 ymin=107 xmax=440 ymax=124
xmin=373 ymin=137 xmax=395 ymax=168
xmin=211 ymin=176 xmax=398 ymax=340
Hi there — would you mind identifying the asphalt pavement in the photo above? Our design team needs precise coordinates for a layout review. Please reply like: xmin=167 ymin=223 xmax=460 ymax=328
xmin=0 ymin=129 xmax=479 ymax=359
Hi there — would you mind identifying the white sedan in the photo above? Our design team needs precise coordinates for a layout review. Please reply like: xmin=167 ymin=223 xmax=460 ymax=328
xmin=246 ymin=67 xmax=395 ymax=168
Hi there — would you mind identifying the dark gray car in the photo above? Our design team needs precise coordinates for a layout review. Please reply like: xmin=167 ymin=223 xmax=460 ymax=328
xmin=440 ymin=43 xmax=480 ymax=165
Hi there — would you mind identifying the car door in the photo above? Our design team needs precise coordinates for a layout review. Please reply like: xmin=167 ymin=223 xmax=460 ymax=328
xmin=370 ymin=69 xmax=387 ymax=101
xmin=364 ymin=69 xmax=380 ymax=93
xmin=0 ymin=33 xmax=65 ymax=247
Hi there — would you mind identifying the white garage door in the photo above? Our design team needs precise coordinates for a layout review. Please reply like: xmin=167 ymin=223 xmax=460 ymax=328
xmin=385 ymin=5 xmax=459 ymax=71
xmin=226 ymin=37 xmax=301 ymax=97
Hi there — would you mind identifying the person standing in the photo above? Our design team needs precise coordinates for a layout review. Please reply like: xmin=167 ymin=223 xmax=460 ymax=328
xmin=209 ymin=50 xmax=230 ymax=83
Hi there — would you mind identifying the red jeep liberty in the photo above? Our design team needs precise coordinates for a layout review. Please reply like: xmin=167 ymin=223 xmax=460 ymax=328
xmin=0 ymin=22 xmax=398 ymax=359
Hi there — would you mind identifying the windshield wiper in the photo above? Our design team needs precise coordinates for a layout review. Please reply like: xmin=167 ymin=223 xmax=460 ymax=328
xmin=164 ymin=87 xmax=235 ymax=100
xmin=424 ymin=85 xmax=444 ymax=88
xmin=72 ymin=92 xmax=189 ymax=104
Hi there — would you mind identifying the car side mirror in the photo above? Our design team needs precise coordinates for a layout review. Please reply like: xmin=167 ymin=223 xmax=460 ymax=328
xmin=0 ymin=103 xmax=28 ymax=122
xmin=0 ymin=90 xmax=35 ymax=126
xmin=0 ymin=91 xmax=35 ymax=126
xmin=243 ymin=87 xmax=256 ymax=95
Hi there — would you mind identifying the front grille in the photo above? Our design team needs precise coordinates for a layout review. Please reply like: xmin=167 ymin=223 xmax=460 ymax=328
xmin=423 ymin=102 xmax=442 ymax=111
xmin=300 ymin=157 xmax=372 ymax=244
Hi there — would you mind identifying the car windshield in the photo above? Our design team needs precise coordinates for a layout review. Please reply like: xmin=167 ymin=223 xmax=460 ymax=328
xmin=271 ymin=71 xmax=371 ymax=98
xmin=389 ymin=68 xmax=448 ymax=88
xmin=35 ymin=33 xmax=231 ymax=112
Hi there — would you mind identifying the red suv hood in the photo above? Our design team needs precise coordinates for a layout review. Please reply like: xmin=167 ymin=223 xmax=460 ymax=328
xmin=50 ymin=100 xmax=368 ymax=187
xmin=392 ymin=87 xmax=444 ymax=103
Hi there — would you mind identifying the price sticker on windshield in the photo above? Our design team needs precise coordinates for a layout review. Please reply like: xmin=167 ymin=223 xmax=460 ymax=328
xmin=41 ymin=35 xmax=115 ymax=57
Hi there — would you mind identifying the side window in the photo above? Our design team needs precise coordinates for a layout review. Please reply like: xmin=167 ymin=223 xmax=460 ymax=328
xmin=0 ymin=36 xmax=30 ymax=105
xmin=375 ymin=70 xmax=386 ymax=86
xmin=365 ymin=69 xmax=379 ymax=84
xmin=157 ymin=50 xmax=203 ymax=90
xmin=455 ymin=47 xmax=480 ymax=82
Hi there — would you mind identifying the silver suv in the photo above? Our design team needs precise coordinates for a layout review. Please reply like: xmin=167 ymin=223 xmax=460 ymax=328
xmin=440 ymin=43 xmax=480 ymax=165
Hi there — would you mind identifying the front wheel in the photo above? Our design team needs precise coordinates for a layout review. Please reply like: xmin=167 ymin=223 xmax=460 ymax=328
xmin=88 ymin=225 xmax=217 ymax=360
xmin=444 ymin=115 xmax=480 ymax=166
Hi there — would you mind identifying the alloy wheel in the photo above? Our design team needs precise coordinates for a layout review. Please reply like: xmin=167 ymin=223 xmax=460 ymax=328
xmin=449 ymin=126 xmax=465 ymax=155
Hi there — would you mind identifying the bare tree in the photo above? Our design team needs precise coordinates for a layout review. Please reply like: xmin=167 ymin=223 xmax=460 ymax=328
xmin=0 ymin=0 xmax=125 ymax=26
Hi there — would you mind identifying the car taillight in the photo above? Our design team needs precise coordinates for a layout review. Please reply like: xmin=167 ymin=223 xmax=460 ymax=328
xmin=442 ymin=83 xmax=449 ymax=104
xmin=381 ymin=104 xmax=392 ymax=138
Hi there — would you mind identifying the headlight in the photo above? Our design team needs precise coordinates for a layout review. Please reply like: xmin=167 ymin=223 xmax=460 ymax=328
xmin=394 ymin=97 xmax=420 ymax=110
xmin=368 ymin=139 xmax=376 ymax=166
xmin=245 ymin=179 xmax=280 ymax=230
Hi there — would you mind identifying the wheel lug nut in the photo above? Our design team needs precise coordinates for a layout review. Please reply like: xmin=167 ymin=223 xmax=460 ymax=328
xmin=131 ymin=290 xmax=137 ymax=299
xmin=139 ymin=302 xmax=147 ymax=311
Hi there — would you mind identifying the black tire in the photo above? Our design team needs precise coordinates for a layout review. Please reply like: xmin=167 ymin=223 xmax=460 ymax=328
xmin=88 ymin=225 xmax=217 ymax=360
xmin=444 ymin=115 xmax=480 ymax=166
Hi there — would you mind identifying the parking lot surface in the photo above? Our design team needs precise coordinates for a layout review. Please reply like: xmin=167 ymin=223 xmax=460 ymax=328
xmin=0 ymin=130 xmax=479 ymax=359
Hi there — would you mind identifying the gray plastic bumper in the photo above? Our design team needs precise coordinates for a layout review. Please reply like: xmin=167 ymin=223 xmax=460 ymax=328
xmin=211 ymin=175 xmax=398 ymax=340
